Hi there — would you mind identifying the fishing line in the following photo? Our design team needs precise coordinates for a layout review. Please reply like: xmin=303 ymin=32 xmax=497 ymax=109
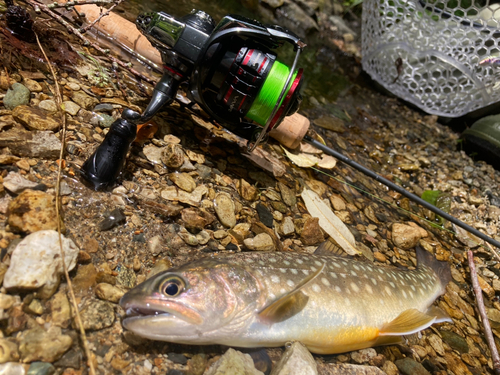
xmin=247 ymin=61 xmax=297 ymax=126
xmin=303 ymin=135 xmax=500 ymax=250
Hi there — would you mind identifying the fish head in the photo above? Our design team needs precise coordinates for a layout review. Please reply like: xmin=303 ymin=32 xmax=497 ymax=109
xmin=120 ymin=259 xmax=263 ymax=343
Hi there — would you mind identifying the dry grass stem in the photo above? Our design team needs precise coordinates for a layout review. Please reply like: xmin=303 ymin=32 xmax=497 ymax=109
xmin=80 ymin=0 xmax=124 ymax=33
xmin=35 ymin=32 xmax=96 ymax=375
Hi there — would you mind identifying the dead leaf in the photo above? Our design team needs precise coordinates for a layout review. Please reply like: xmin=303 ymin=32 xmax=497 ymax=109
xmin=242 ymin=146 xmax=286 ymax=178
xmin=301 ymin=188 xmax=359 ymax=256
xmin=282 ymin=146 xmax=319 ymax=168
xmin=317 ymin=154 xmax=337 ymax=169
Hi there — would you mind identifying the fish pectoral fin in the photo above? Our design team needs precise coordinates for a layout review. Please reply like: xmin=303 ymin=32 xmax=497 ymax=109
xmin=379 ymin=308 xmax=437 ymax=336
xmin=257 ymin=263 xmax=325 ymax=325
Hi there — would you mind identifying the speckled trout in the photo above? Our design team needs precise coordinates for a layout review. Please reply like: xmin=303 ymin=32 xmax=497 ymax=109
xmin=120 ymin=245 xmax=452 ymax=354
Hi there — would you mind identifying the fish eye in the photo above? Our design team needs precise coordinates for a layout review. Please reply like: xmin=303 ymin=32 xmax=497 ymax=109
xmin=160 ymin=276 xmax=184 ymax=297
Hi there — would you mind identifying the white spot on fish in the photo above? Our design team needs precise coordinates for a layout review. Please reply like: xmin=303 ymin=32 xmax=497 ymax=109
xmin=303 ymin=270 xmax=310 ymax=276
xmin=409 ymin=291 xmax=414 ymax=298
xmin=385 ymin=286 xmax=392 ymax=296
xmin=389 ymin=282 xmax=395 ymax=288
xmin=312 ymin=284 xmax=321 ymax=293
xmin=351 ymin=271 xmax=357 ymax=277
xmin=280 ymin=269 xmax=286 ymax=273
xmin=321 ymin=278 xmax=330 ymax=287
xmin=271 ymin=275 xmax=280 ymax=283
xmin=378 ymin=275 xmax=384 ymax=281
xmin=411 ymin=285 xmax=416 ymax=291
xmin=330 ymin=272 xmax=338 ymax=279
xmin=259 ymin=261 xmax=266 ymax=266
xmin=353 ymin=265 xmax=360 ymax=271
xmin=287 ymin=279 xmax=295 ymax=287
xmin=280 ymin=288 xmax=286 ymax=294
xmin=335 ymin=286 xmax=342 ymax=293
xmin=291 ymin=269 xmax=298 ymax=275
xmin=311 ymin=266 xmax=317 ymax=272
xmin=365 ymin=284 xmax=373 ymax=294
xmin=378 ymin=269 xmax=384 ymax=274
xmin=350 ymin=282 xmax=360 ymax=292
xmin=342 ymin=261 xmax=348 ymax=266
xmin=315 ymin=260 xmax=322 ymax=267
xmin=380 ymin=299 xmax=385 ymax=305
xmin=341 ymin=273 xmax=347 ymax=278
xmin=371 ymin=278 xmax=377 ymax=285
xmin=269 ymin=258 xmax=277 ymax=263
xmin=283 ymin=260 xmax=291 ymax=266
xmin=269 ymin=293 xmax=276 ymax=300
xmin=344 ymin=297 xmax=351 ymax=306
xmin=333 ymin=262 xmax=341 ymax=268
xmin=402 ymin=290 xmax=407 ymax=298
xmin=297 ymin=259 xmax=304 ymax=264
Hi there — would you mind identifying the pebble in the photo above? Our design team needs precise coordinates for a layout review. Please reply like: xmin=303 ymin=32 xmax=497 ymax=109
xmin=391 ymin=223 xmax=424 ymax=249
xmin=0 ymin=363 xmax=25 ymax=375
xmin=239 ymin=179 xmax=259 ymax=201
xmin=178 ymin=227 xmax=199 ymax=246
xmin=300 ymin=217 xmax=325 ymax=245
xmin=161 ymin=144 xmax=184 ymax=168
xmin=170 ymin=172 xmax=196 ymax=192
xmin=22 ymin=79 xmax=42 ymax=93
xmin=62 ymin=101 xmax=80 ymax=116
xmin=0 ymin=128 xmax=62 ymax=159
xmin=278 ymin=182 xmax=297 ymax=207
xmin=26 ymin=362 xmax=55 ymax=375
xmin=270 ymin=341 xmax=317 ymax=375
xmin=50 ymin=291 xmax=71 ymax=328
xmin=98 ymin=208 xmax=126 ymax=231
xmin=281 ymin=216 xmax=295 ymax=236
xmin=93 ymin=103 xmax=115 ymax=112
xmin=4 ymin=83 xmax=30 ymax=110
xmin=440 ymin=330 xmax=469 ymax=354
xmin=66 ymin=82 xmax=80 ymax=91
xmin=205 ymin=348 xmax=264 ymax=375
xmin=244 ymin=233 xmax=275 ymax=251
xmin=477 ymin=275 xmax=495 ymax=298
xmin=12 ymin=105 xmax=60 ymax=131
xmin=147 ymin=235 xmax=162 ymax=256
xmin=168 ymin=352 xmax=188 ymax=365
xmin=214 ymin=193 xmax=237 ymax=228
xmin=2 ymin=172 xmax=39 ymax=193
xmin=71 ymin=90 xmax=99 ymax=109
xmin=229 ymin=223 xmax=252 ymax=243
xmin=256 ymin=203 xmax=274 ymax=228
xmin=8 ymin=190 xmax=64 ymax=233
xmin=18 ymin=326 xmax=72 ymax=362
xmin=38 ymin=100 xmax=58 ymax=113
xmin=350 ymin=348 xmax=377 ymax=364
xmin=79 ymin=300 xmax=115 ymax=330
xmin=373 ymin=251 xmax=387 ymax=262
xmin=117 ymin=266 xmax=136 ymax=288
xmin=395 ymin=358 xmax=431 ymax=375
xmin=0 ymin=338 xmax=19 ymax=363
xmin=96 ymin=113 xmax=114 ymax=128
xmin=143 ymin=144 xmax=163 ymax=164
xmin=4 ymin=230 xmax=79 ymax=290
xmin=95 ymin=283 xmax=127 ymax=303
xmin=181 ymin=208 xmax=213 ymax=231
xmin=427 ymin=334 xmax=445 ymax=356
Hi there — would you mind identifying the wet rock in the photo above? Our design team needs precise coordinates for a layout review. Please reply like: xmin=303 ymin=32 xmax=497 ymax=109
xmin=0 ymin=127 xmax=61 ymax=159
xmin=244 ymin=233 xmax=275 ymax=251
xmin=0 ymin=338 xmax=19 ymax=363
xmin=205 ymin=348 xmax=264 ymax=375
xmin=72 ymin=264 xmax=97 ymax=295
xmin=4 ymin=230 xmax=79 ymax=290
xmin=8 ymin=190 xmax=64 ymax=233
xmin=50 ymin=290 xmax=71 ymax=328
xmin=0 ymin=362 xmax=25 ymax=375
xmin=170 ymin=172 xmax=196 ymax=193
xmin=256 ymin=203 xmax=274 ymax=228
xmin=22 ymin=79 xmax=42 ymax=93
xmin=453 ymin=224 xmax=483 ymax=248
xmin=27 ymin=362 xmax=55 ymax=375
xmin=278 ymin=182 xmax=296 ymax=207
xmin=270 ymin=341 xmax=317 ymax=375
xmin=161 ymin=144 xmax=184 ymax=168
xmin=12 ymin=106 xmax=60 ymax=132
xmin=395 ymin=358 xmax=430 ymax=375
xmin=4 ymin=83 xmax=30 ymax=110
xmin=181 ymin=208 xmax=214 ymax=232
xmin=168 ymin=352 xmax=188 ymax=365
xmin=351 ymin=348 xmax=377 ymax=364
xmin=53 ymin=348 xmax=82 ymax=369
xmin=188 ymin=354 xmax=208 ymax=375
xmin=178 ymin=226 xmax=199 ymax=246
xmin=143 ymin=144 xmax=163 ymax=164
xmin=317 ymin=363 xmax=386 ymax=374
xmin=229 ymin=223 xmax=252 ymax=243
xmin=440 ymin=330 xmax=469 ymax=354
xmin=391 ymin=223 xmax=424 ymax=249
xmin=98 ymin=208 xmax=126 ymax=231
xmin=214 ymin=193 xmax=237 ymax=228
xmin=301 ymin=217 xmax=325 ymax=245
xmin=18 ymin=326 xmax=72 ymax=362
xmin=79 ymin=300 xmax=115 ymax=331
xmin=71 ymin=90 xmax=98 ymax=110
xmin=117 ymin=266 xmax=136 ymax=288
xmin=477 ymin=275 xmax=495 ymax=298
xmin=427 ymin=334 xmax=445 ymax=356
xmin=95 ymin=283 xmax=127 ymax=303
xmin=62 ymin=101 xmax=80 ymax=116
xmin=3 ymin=172 xmax=38 ymax=193
xmin=280 ymin=216 xmax=295 ymax=236
xmin=313 ymin=116 xmax=346 ymax=133
xmin=239 ymin=179 xmax=259 ymax=201
xmin=96 ymin=113 xmax=114 ymax=128
xmin=147 ymin=235 xmax=162 ymax=256
xmin=38 ymin=100 xmax=57 ymax=113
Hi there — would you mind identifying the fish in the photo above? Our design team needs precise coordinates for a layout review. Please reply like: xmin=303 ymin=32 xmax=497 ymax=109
xmin=120 ymin=244 xmax=452 ymax=354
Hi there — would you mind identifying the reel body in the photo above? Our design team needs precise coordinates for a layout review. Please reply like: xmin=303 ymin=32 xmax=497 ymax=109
xmin=81 ymin=9 xmax=305 ymax=190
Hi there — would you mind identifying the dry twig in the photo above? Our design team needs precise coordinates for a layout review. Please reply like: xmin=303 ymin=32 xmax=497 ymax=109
xmin=47 ymin=0 xmax=115 ymax=8
xmin=79 ymin=0 xmax=124 ymax=33
xmin=26 ymin=0 xmax=155 ymax=84
xmin=35 ymin=32 xmax=96 ymax=375
xmin=468 ymin=250 xmax=500 ymax=375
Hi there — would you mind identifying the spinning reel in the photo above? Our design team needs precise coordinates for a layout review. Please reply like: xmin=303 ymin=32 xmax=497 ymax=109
xmin=81 ymin=9 xmax=305 ymax=190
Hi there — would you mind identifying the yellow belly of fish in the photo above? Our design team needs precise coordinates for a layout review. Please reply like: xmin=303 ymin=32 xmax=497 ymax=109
xmin=302 ymin=326 xmax=382 ymax=354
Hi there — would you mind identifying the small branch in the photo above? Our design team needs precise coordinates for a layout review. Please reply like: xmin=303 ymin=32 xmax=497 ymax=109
xmin=468 ymin=250 xmax=500 ymax=375
xmin=80 ymin=0 xmax=124 ymax=34
xmin=47 ymin=0 xmax=115 ymax=9
xmin=35 ymin=32 xmax=96 ymax=375
xmin=26 ymin=0 xmax=155 ymax=84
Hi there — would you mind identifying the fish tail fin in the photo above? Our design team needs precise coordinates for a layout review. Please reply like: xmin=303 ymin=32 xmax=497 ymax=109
xmin=416 ymin=245 xmax=452 ymax=293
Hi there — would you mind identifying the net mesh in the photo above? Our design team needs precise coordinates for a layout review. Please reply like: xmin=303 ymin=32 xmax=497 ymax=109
xmin=361 ymin=0 xmax=500 ymax=117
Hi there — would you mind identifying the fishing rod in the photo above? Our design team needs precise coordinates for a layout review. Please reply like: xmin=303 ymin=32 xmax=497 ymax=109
xmin=79 ymin=9 xmax=500 ymax=250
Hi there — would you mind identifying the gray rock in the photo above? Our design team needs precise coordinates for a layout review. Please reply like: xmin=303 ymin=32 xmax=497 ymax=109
xmin=395 ymin=358 xmax=431 ymax=375
xmin=317 ymin=363 xmax=387 ymax=374
xmin=276 ymin=2 xmax=318 ymax=38
xmin=18 ymin=326 xmax=72 ymax=362
xmin=0 ymin=362 xmax=25 ymax=375
xmin=270 ymin=341 xmax=317 ymax=375
xmin=351 ymin=348 xmax=377 ymax=364
xmin=96 ymin=113 xmax=114 ymax=128
xmin=79 ymin=300 xmax=115 ymax=331
xmin=4 ymin=83 xmax=31 ymax=110
xmin=205 ymin=348 xmax=264 ymax=375
xmin=93 ymin=103 xmax=115 ymax=112
xmin=27 ymin=362 xmax=55 ymax=375
xmin=244 ymin=233 xmax=275 ymax=251
xmin=0 ymin=127 xmax=61 ymax=159
xmin=4 ymin=230 xmax=79 ymax=290
xmin=440 ymin=330 xmax=469 ymax=354
xmin=2 ymin=172 xmax=39 ymax=194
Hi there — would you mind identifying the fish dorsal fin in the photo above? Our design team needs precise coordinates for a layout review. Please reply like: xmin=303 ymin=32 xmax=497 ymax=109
xmin=258 ymin=263 xmax=325 ymax=325
xmin=379 ymin=309 xmax=437 ymax=336
xmin=314 ymin=238 xmax=352 ymax=258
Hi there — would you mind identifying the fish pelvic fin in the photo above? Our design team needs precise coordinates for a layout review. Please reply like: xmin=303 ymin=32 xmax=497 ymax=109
xmin=258 ymin=263 xmax=325 ymax=325
xmin=416 ymin=245 xmax=452 ymax=294
xmin=379 ymin=308 xmax=448 ymax=336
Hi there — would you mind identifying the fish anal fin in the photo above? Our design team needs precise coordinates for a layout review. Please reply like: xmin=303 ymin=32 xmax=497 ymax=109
xmin=379 ymin=309 xmax=436 ymax=336
xmin=258 ymin=263 xmax=325 ymax=325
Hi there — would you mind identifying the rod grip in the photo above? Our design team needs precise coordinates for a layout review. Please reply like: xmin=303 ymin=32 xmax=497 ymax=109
xmin=269 ymin=113 xmax=310 ymax=149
